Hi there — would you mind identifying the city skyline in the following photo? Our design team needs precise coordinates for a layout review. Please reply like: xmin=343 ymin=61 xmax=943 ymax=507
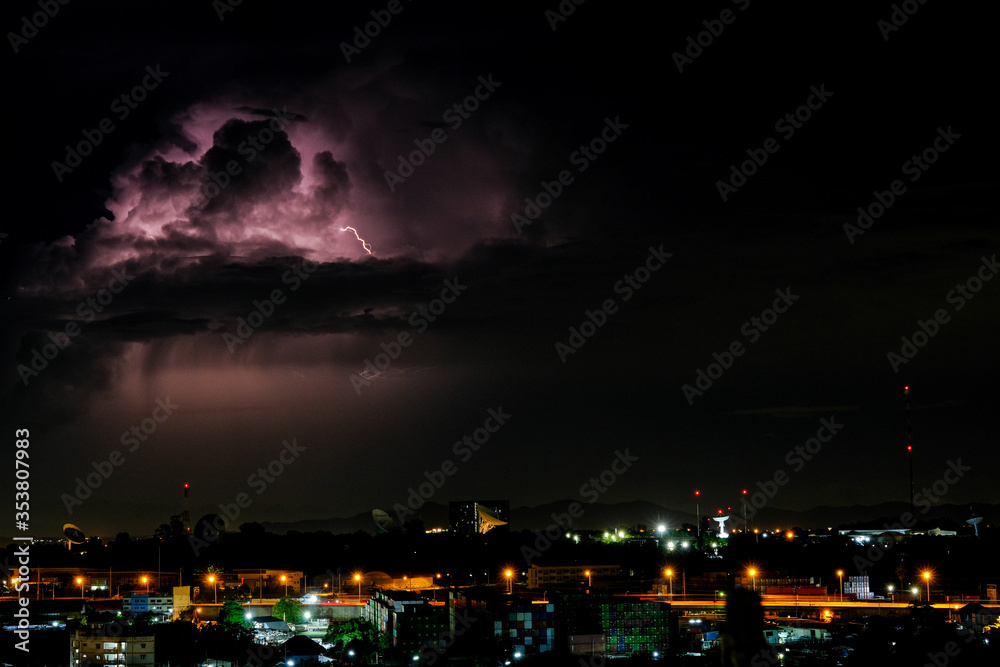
xmin=2 ymin=1 xmax=997 ymax=540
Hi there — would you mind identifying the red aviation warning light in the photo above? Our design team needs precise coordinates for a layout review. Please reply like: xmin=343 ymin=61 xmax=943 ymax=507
xmin=907 ymin=445 xmax=912 ymax=452
xmin=904 ymin=385 xmax=910 ymax=394
xmin=695 ymin=490 xmax=700 ymax=496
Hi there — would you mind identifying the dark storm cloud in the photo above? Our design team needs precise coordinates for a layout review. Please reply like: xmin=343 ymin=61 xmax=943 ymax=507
xmin=196 ymin=118 xmax=303 ymax=214
xmin=311 ymin=151 xmax=352 ymax=217
xmin=236 ymin=106 xmax=308 ymax=123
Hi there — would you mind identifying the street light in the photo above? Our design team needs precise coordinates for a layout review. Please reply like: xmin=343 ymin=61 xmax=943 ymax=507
xmin=584 ymin=570 xmax=592 ymax=588
xmin=208 ymin=575 xmax=217 ymax=604
xmin=76 ymin=577 xmax=84 ymax=599
xmin=281 ymin=575 xmax=288 ymax=598
xmin=748 ymin=569 xmax=756 ymax=592
xmin=355 ymin=574 xmax=362 ymax=599
xmin=142 ymin=576 xmax=149 ymax=595
xmin=923 ymin=572 xmax=931 ymax=602
xmin=837 ymin=570 xmax=844 ymax=603
xmin=887 ymin=584 xmax=894 ymax=601
xmin=665 ymin=569 xmax=673 ymax=601
xmin=505 ymin=570 xmax=513 ymax=594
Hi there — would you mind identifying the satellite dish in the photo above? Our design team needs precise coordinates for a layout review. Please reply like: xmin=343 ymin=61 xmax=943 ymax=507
xmin=372 ymin=509 xmax=400 ymax=533
xmin=476 ymin=503 xmax=507 ymax=534
xmin=968 ymin=517 xmax=983 ymax=538
xmin=63 ymin=524 xmax=87 ymax=550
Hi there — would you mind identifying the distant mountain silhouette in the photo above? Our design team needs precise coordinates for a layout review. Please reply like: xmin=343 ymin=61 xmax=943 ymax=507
xmin=259 ymin=500 xmax=996 ymax=535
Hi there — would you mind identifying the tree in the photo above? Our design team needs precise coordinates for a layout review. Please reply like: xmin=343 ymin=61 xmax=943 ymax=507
xmin=325 ymin=619 xmax=388 ymax=662
xmin=126 ymin=611 xmax=156 ymax=629
xmin=154 ymin=515 xmax=186 ymax=542
xmin=219 ymin=599 xmax=252 ymax=630
xmin=239 ymin=522 xmax=266 ymax=538
xmin=403 ymin=517 xmax=425 ymax=537
xmin=218 ymin=599 xmax=254 ymax=641
xmin=272 ymin=596 xmax=304 ymax=624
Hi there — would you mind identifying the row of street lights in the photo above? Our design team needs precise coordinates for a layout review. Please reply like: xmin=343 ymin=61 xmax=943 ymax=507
xmin=29 ymin=567 xmax=941 ymax=605
xmin=16 ymin=573 xmax=299 ymax=601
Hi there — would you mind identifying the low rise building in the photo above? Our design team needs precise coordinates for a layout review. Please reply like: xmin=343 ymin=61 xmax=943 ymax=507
xmin=527 ymin=564 xmax=620 ymax=589
xmin=70 ymin=625 xmax=155 ymax=666
xmin=122 ymin=592 xmax=173 ymax=617
xmin=364 ymin=589 xmax=450 ymax=656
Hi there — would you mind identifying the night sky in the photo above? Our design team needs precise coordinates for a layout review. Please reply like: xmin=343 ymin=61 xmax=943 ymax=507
xmin=2 ymin=0 xmax=997 ymax=538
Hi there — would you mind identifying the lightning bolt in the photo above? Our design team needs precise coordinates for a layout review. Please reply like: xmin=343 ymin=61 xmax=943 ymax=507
xmin=341 ymin=226 xmax=372 ymax=254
